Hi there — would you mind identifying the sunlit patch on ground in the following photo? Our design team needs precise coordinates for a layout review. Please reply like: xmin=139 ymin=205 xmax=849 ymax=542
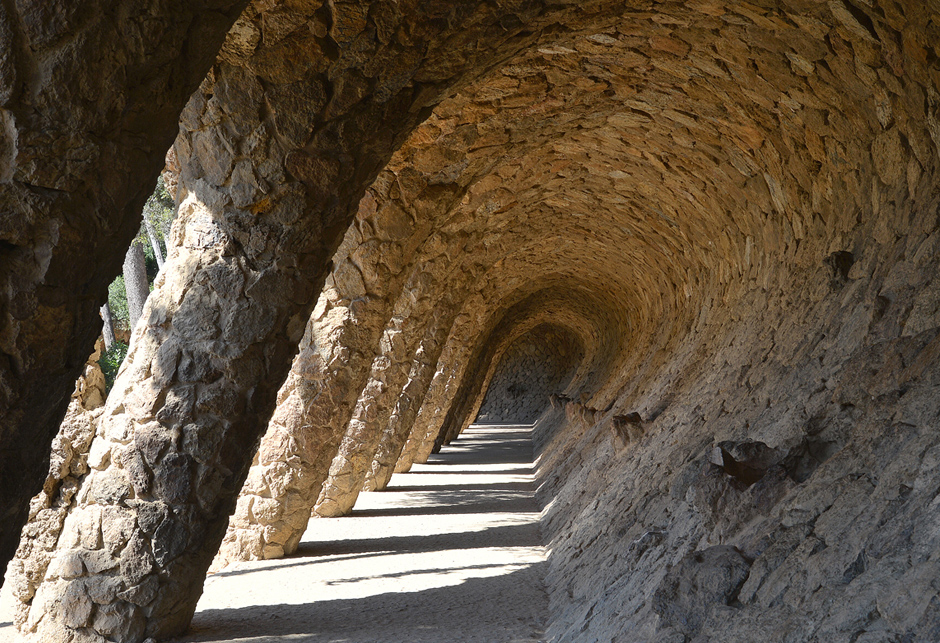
xmin=167 ymin=425 xmax=547 ymax=642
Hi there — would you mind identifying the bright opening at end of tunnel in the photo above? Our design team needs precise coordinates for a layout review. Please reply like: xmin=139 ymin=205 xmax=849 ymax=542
xmin=162 ymin=425 xmax=548 ymax=643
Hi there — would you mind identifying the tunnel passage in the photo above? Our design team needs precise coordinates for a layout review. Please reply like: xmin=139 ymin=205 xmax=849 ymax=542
xmin=474 ymin=324 xmax=583 ymax=425
xmin=2 ymin=1 xmax=940 ymax=643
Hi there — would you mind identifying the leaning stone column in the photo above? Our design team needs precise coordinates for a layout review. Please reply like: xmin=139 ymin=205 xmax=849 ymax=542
xmin=394 ymin=407 xmax=434 ymax=473
xmin=313 ymin=313 xmax=421 ymax=516
xmin=0 ymin=0 xmax=248 ymax=583
xmin=213 ymin=198 xmax=468 ymax=567
xmin=407 ymin=327 xmax=478 ymax=465
xmin=23 ymin=45 xmax=423 ymax=643
xmin=210 ymin=213 xmax=427 ymax=566
xmin=6 ymin=343 xmax=107 ymax=629
xmin=314 ymin=255 xmax=481 ymax=516
xmin=365 ymin=301 xmax=462 ymax=491
xmin=210 ymin=270 xmax=375 ymax=567
xmin=22 ymin=154 xmax=345 ymax=641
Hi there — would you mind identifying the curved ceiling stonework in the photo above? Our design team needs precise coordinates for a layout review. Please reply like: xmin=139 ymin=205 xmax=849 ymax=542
xmin=2 ymin=0 xmax=940 ymax=641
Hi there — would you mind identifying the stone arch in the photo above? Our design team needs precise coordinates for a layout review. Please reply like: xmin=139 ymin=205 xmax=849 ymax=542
xmin=16 ymin=3 xmax=636 ymax=640
xmin=434 ymin=293 xmax=616 ymax=452
xmin=317 ymin=280 xmax=617 ymax=515
xmin=5 ymin=1 xmax=940 ymax=642
xmin=401 ymin=270 xmax=628 ymax=467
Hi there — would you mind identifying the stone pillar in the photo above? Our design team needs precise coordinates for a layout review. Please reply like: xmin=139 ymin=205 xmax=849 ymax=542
xmin=210 ymin=218 xmax=430 ymax=566
xmin=0 ymin=0 xmax=248 ymax=583
xmin=5 ymin=343 xmax=107 ymax=628
xmin=407 ymin=351 xmax=469 ymax=466
xmin=314 ymin=255 xmax=482 ymax=516
xmin=311 ymin=315 xmax=427 ymax=513
xmin=365 ymin=304 xmax=460 ymax=491
xmin=386 ymin=303 xmax=487 ymax=471
xmin=213 ymin=196 xmax=469 ymax=567
xmin=210 ymin=269 xmax=383 ymax=567
xmin=23 ymin=144 xmax=349 ymax=640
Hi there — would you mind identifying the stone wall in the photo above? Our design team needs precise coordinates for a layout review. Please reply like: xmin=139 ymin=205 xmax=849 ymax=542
xmin=475 ymin=324 xmax=583 ymax=425
xmin=535 ymin=223 xmax=940 ymax=640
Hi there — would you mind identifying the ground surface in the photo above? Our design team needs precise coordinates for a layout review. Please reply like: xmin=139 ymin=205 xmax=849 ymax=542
xmin=0 ymin=425 xmax=547 ymax=643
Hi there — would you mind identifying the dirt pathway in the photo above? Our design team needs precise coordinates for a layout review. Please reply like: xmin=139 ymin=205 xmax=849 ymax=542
xmin=1 ymin=425 xmax=547 ymax=643
xmin=170 ymin=424 xmax=547 ymax=642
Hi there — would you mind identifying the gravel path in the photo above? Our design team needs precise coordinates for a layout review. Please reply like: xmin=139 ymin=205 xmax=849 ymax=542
xmin=3 ymin=425 xmax=547 ymax=643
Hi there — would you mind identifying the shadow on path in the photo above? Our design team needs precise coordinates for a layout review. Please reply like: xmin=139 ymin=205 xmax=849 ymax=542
xmin=178 ymin=568 xmax=545 ymax=643
xmin=170 ymin=425 xmax=547 ymax=643
xmin=208 ymin=521 xmax=544 ymax=580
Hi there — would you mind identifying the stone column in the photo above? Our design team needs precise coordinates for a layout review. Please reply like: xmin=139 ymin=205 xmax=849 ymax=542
xmin=213 ymin=202 xmax=469 ymax=567
xmin=365 ymin=303 xmax=461 ymax=491
xmin=23 ymin=139 xmax=350 ymax=641
xmin=314 ymin=253 xmax=483 ymax=516
xmin=0 ymin=0 xmax=248 ymax=583
xmin=210 ymin=264 xmax=385 ymax=567
xmin=380 ymin=300 xmax=485 ymax=472
xmin=312 ymin=313 xmax=430 ymax=515
xmin=407 ymin=349 xmax=470 ymax=466
xmin=211 ymin=224 xmax=434 ymax=566
xmin=5 ymin=343 xmax=107 ymax=628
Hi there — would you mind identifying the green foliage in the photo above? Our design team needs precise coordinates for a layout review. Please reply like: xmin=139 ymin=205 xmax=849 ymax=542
xmin=105 ymin=177 xmax=175 ymax=334
xmin=140 ymin=175 xmax=175 ymax=252
xmin=141 ymin=240 xmax=160 ymax=283
xmin=99 ymin=178 xmax=174 ymax=392
xmin=107 ymin=275 xmax=129 ymax=333
xmin=101 ymin=341 xmax=128 ymax=393
xmin=141 ymin=237 xmax=156 ymax=265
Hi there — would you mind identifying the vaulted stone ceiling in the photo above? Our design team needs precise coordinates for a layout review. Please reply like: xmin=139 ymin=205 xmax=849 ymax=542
xmin=1 ymin=0 xmax=940 ymax=641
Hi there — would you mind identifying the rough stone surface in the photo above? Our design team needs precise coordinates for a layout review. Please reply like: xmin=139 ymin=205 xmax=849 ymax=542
xmin=4 ymin=344 xmax=106 ymax=629
xmin=475 ymin=325 xmax=583 ymax=425
xmin=366 ymin=307 xmax=463 ymax=490
xmin=314 ymin=282 xmax=472 ymax=516
xmin=9 ymin=0 xmax=940 ymax=641
xmin=0 ymin=0 xmax=250 ymax=587
xmin=19 ymin=1 xmax=618 ymax=639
